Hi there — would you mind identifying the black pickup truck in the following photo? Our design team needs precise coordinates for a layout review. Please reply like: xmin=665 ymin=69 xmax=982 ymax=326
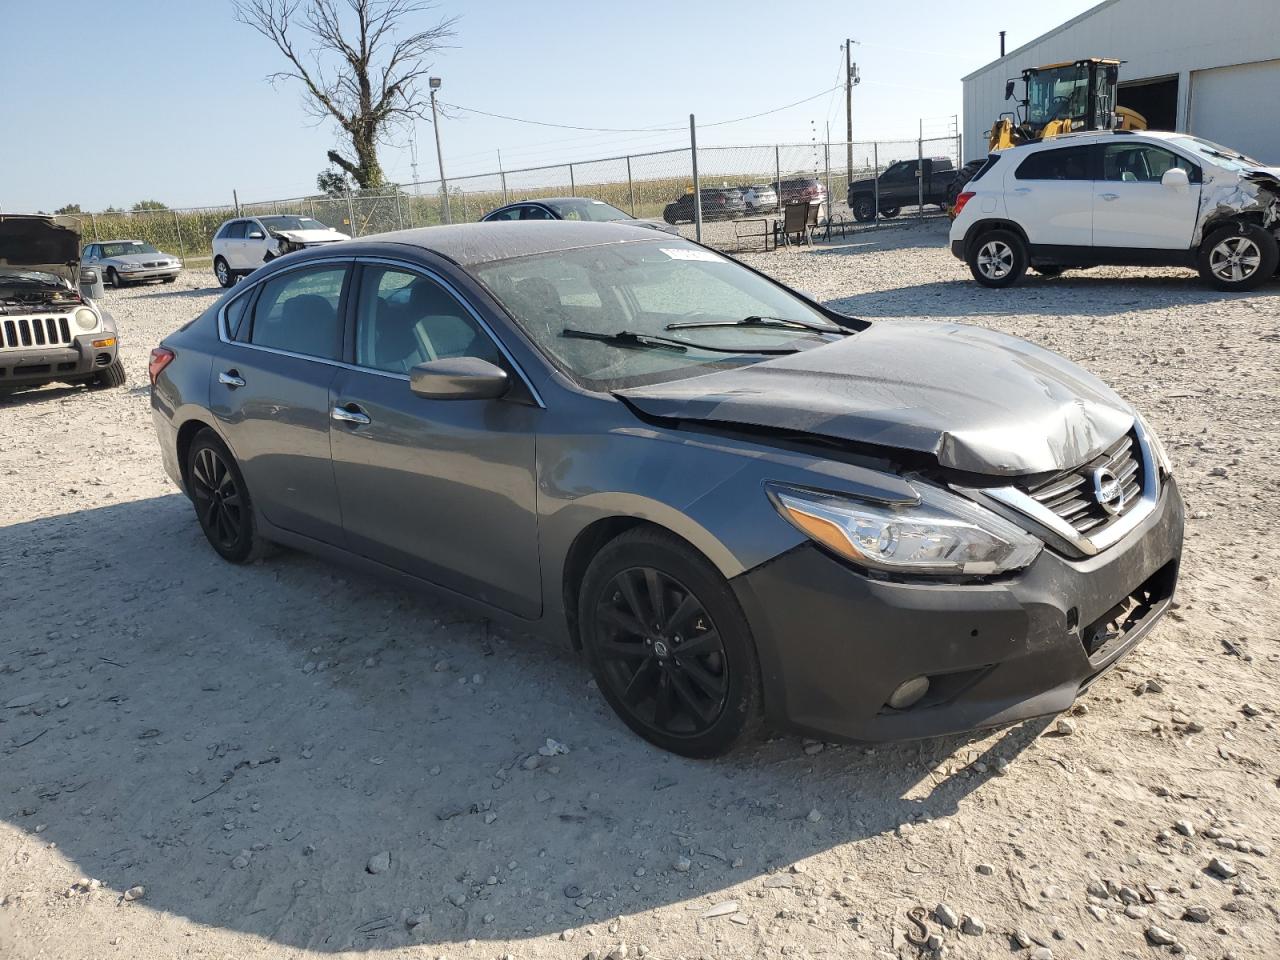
xmin=846 ymin=157 xmax=958 ymax=221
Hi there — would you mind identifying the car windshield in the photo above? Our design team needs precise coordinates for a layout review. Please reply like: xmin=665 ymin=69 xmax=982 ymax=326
xmin=472 ymin=239 xmax=848 ymax=390
xmin=101 ymin=241 xmax=158 ymax=257
xmin=1166 ymin=135 xmax=1265 ymax=172
xmin=545 ymin=199 xmax=631 ymax=222
xmin=259 ymin=216 xmax=327 ymax=231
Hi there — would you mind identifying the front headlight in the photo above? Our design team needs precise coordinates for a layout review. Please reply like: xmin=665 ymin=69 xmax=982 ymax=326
xmin=73 ymin=307 xmax=98 ymax=331
xmin=1136 ymin=413 xmax=1172 ymax=476
xmin=120 ymin=263 xmax=141 ymax=271
xmin=767 ymin=482 xmax=1042 ymax=576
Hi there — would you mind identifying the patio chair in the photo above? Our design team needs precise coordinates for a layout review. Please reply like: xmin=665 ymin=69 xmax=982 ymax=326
xmin=775 ymin=201 xmax=811 ymax=248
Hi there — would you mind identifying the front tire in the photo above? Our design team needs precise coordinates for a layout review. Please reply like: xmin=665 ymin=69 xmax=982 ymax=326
xmin=851 ymin=197 xmax=875 ymax=222
xmin=90 ymin=358 xmax=126 ymax=389
xmin=214 ymin=257 xmax=234 ymax=288
xmin=578 ymin=529 xmax=762 ymax=758
xmin=967 ymin=229 xmax=1028 ymax=288
xmin=1197 ymin=223 xmax=1278 ymax=292
xmin=106 ymin=267 xmax=124 ymax=288
xmin=186 ymin=429 xmax=270 ymax=564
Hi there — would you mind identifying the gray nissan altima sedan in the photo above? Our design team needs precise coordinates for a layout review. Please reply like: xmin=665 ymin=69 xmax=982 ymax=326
xmin=149 ymin=221 xmax=1183 ymax=757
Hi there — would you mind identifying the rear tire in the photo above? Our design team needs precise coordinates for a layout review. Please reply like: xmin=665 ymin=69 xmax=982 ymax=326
xmin=90 ymin=358 xmax=126 ymax=389
xmin=1196 ymin=223 xmax=1278 ymax=292
xmin=967 ymin=229 xmax=1027 ymax=288
xmin=851 ymin=197 xmax=875 ymax=222
xmin=214 ymin=257 xmax=234 ymax=289
xmin=578 ymin=528 xmax=762 ymax=758
xmin=186 ymin=429 xmax=271 ymax=564
xmin=879 ymin=206 xmax=900 ymax=219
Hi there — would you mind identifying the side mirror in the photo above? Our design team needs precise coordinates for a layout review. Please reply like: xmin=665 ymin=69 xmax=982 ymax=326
xmin=247 ymin=230 xmax=265 ymax=239
xmin=1161 ymin=167 xmax=1190 ymax=193
xmin=410 ymin=357 xmax=509 ymax=401
xmin=1004 ymin=79 xmax=1015 ymax=101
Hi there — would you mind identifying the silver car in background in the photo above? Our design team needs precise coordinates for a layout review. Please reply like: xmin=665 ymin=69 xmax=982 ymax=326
xmin=82 ymin=240 xmax=181 ymax=287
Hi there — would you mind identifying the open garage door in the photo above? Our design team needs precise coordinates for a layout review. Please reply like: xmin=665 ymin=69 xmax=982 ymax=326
xmin=1118 ymin=76 xmax=1178 ymax=131
xmin=1190 ymin=59 xmax=1280 ymax=164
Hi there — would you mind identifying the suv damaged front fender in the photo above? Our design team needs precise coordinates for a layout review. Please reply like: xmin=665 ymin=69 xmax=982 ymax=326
xmin=1193 ymin=169 xmax=1280 ymax=245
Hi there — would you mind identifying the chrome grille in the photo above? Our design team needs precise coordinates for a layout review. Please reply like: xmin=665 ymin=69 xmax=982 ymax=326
xmin=1 ymin=316 xmax=73 ymax=350
xmin=1021 ymin=433 xmax=1143 ymax=537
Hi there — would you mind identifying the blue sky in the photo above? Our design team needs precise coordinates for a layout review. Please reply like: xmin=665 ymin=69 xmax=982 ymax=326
xmin=2 ymin=0 xmax=1097 ymax=211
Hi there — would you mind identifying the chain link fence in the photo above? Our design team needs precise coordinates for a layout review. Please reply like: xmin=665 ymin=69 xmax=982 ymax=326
xmin=71 ymin=133 xmax=961 ymax=266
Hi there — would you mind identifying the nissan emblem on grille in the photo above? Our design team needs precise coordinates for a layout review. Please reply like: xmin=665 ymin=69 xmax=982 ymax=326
xmin=1092 ymin=466 xmax=1127 ymax=515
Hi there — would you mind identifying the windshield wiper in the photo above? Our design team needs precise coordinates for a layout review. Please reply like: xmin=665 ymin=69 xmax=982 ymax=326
xmin=664 ymin=314 xmax=851 ymax=336
xmin=562 ymin=327 xmax=797 ymax=355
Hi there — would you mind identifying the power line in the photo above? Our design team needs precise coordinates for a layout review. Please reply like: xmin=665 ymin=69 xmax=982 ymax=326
xmin=437 ymin=82 xmax=845 ymax=136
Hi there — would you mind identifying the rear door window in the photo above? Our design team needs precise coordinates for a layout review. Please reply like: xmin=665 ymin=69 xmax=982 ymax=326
xmin=247 ymin=266 xmax=347 ymax=360
xmin=1014 ymin=145 xmax=1093 ymax=180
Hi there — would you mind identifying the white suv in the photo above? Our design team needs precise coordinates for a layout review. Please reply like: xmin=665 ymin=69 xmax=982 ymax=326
xmin=950 ymin=130 xmax=1280 ymax=291
xmin=211 ymin=215 xmax=349 ymax=288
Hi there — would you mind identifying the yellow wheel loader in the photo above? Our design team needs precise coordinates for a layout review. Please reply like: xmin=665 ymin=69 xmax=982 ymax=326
xmin=988 ymin=58 xmax=1148 ymax=152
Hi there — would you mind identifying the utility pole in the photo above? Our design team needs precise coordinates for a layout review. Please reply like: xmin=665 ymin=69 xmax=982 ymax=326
xmin=429 ymin=77 xmax=450 ymax=224
xmin=844 ymin=39 xmax=861 ymax=181
xmin=409 ymin=129 xmax=422 ymax=196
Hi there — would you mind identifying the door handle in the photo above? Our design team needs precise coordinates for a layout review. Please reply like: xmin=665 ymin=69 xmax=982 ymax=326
xmin=1100 ymin=192 xmax=1120 ymax=201
xmin=331 ymin=404 xmax=371 ymax=426
xmin=1013 ymin=187 xmax=1031 ymax=194
xmin=218 ymin=370 xmax=246 ymax=388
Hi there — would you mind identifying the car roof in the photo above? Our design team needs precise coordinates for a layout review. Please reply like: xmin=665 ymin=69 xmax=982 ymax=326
xmin=363 ymin=221 xmax=678 ymax=267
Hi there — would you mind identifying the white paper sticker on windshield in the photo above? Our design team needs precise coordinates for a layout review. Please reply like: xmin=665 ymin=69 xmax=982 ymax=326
xmin=660 ymin=248 xmax=725 ymax=263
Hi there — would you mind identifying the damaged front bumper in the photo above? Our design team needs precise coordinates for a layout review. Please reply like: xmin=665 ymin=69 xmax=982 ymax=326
xmin=731 ymin=478 xmax=1184 ymax=743
xmin=0 ymin=332 xmax=119 ymax=386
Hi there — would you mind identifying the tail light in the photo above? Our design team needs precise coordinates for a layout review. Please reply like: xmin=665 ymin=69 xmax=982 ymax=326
xmin=149 ymin=347 xmax=175 ymax=386
xmin=952 ymin=191 xmax=976 ymax=216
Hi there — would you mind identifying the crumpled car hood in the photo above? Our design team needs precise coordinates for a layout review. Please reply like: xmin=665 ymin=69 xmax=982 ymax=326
xmin=0 ymin=214 xmax=81 ymax=285
xmin=617 ymin=321 xmax=1136 ymax=477
xmin=274 ymin=228 xmax=347 ymax=243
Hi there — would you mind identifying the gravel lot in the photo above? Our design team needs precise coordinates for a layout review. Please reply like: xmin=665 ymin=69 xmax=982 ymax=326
xmin=2 ymin=220 xmax=1279 ymax=960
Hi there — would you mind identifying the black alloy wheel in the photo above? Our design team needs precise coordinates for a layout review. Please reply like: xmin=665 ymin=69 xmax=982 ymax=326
xmin=187 ymin=430 xmax=267 ymax=563
xmin=594 ymin=566 xmax=729 ymax=740
xmin=580 ymin=529 xmax=762 ymax=757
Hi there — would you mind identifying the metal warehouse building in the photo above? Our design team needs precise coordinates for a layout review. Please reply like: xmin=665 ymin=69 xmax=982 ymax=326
xmin=962 ymin=0 xmax=1280 ymax=163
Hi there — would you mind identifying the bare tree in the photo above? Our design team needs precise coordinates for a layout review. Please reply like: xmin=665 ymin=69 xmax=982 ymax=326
xmin=234 ymin=0 xmax=455 ymax=189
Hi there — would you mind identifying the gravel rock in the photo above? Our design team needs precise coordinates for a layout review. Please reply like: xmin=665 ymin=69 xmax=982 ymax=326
xmin=1175 ymin=819 xmax=1196 ymax=837
xmin=672 ymin=856 xmax=692 ymax=873
xmin=122 ymin=885 xmax=145 ymax=901
xmin=934 ymin=902 xmax=960 ymax=928
xmin=1183 ymin=905 xmax=1211 ymax=923
xmin=1208 ymin=857 xmax=1237 ymax=879
xmin=1146 ymin=925 xmax=1177 ymax=946
xmin=961 ymin=914 xmax=985 ymax=936
xmin=366 ymin=851 xmax=391 ymax=875
xmin=975 ymin=863 xmax=994 ymax=876
xmin=1029 ymin=948 xmax=1053 ymax=960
